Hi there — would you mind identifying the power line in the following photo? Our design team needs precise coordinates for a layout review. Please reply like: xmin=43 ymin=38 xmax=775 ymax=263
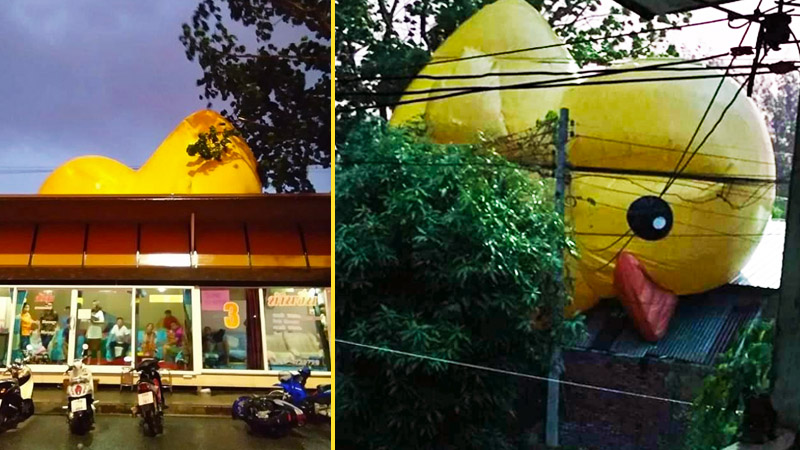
xmin=574 ymin=135 xmax=775 ymax=166
xmin=338 ymin=62 xmax=789 ymax=84
xmin=337 ymin=339 xmax=694 ymax=406
xmin=659 ymin=0 xmax=763 ymax=197
xmin=424 ymin=17 xmax=731 ymax=67
xmin=338 ymin=158 xmax=787 ymax=185
xmin=339 ymin=68 xmax=784 ymax=113
xmin=340 ymin=53 xmax=729 ymax=100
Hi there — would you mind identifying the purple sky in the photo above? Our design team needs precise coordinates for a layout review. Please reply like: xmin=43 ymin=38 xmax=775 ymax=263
xmin=0 ymin=0 xmax=330 ymax=194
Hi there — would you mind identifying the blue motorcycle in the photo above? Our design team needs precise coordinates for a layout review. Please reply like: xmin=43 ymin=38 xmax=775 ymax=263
xmin=269 ymin=366 xmax=330 ymax=421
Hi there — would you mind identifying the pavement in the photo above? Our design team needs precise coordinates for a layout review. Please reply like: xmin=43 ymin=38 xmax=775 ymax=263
xmin=34 ymin=385 xmax=275 ymax=416
xmin=0 ymin=414 xmax=331 ymax=450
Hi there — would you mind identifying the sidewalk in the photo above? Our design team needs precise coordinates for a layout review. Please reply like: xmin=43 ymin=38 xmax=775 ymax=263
xmin=34 ymin=385 xmax=267 ymax=416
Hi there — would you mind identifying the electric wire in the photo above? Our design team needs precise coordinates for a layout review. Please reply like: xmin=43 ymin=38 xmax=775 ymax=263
xmin=340 ymin=53 xmax=729 ymax=99
xmin=337 ymin=339 xmax=695 ymax=406
xmin=659 ymin=4 xmax=766 ymax=198
xmin=423 ymin=17 xmax=731 ymax=66
xmin=338 ymin=68 xmax=783 ymax=113
xmin=338 ymin=62 xmax=787 ymax=84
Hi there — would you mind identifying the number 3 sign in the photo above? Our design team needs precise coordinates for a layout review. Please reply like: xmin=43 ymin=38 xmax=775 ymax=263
xmin=223 ymin=302 xmax=240 ymax=329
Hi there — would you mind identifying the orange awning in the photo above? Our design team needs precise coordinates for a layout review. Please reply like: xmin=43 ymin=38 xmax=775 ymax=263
xmin=0 ymin=195 xmax=330 ymax=285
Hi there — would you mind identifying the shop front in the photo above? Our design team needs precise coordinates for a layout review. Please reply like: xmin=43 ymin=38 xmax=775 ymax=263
xmin=0 ymin=195 xmax=331 ymax=387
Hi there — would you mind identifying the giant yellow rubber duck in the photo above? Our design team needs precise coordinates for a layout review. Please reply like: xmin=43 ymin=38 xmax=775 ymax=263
xmin=39 ymin=110 xmax=262 ymax=195
xmin=390 ymin=0 xmax=775 ymax=341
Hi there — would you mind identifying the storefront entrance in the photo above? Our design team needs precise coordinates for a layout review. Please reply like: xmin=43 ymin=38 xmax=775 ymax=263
xmin=1 ymin=285 xmax=330 ymax=378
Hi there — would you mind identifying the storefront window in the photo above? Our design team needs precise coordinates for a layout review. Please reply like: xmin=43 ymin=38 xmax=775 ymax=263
xmin=0 ymin=288 xmax=13 ymax=367
xmin=200 ymin=288 xmax=263 ymax=370
xmin=12 ymin=288 xmax=72 ymax=364
xmin=75 ymin=289 xmax=133 ymax=366
xmin=134 ymin=288 xmax=192 ymax=370
xmin=263 ymin=287 xmax=330 ymax=371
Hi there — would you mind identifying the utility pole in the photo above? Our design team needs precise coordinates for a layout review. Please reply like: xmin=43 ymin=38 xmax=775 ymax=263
xmin=546 ymin=108 xmax=570 ymax=448
xmin=772 ymin=90 xmax=800 ymax=433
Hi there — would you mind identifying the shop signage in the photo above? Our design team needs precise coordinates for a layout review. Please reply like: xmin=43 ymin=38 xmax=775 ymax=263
xmin=267 ymin=294 xmax=317 ymax=307
xmin=34 ymin=291 xmax=55 ymax=310
xmin=149 ymin=294 xmax=183 ymax=304
xmin=202 ymin=290 xmax=230 ymax=311
xmin=223 ymin=301 xmax=240 ymax=329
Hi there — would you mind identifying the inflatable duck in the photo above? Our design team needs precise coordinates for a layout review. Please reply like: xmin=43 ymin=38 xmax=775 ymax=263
xmin=39 ymin=110 xmax=263 ymax=195
xmin=390 ymin=0 xmax=775 ymax=341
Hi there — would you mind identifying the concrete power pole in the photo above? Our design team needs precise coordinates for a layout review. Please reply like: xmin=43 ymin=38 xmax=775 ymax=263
xmin=546 ymin=108 xmax=570 ymax=448
xmin=772 ymin=90 xmax=800 ymax=434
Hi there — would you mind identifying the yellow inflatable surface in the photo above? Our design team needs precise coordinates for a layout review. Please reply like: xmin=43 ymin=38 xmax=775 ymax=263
xmin=390 ymin=0 xmax=775 ymax=319
xmin=39 ymin=110 xmax=263 ymax=195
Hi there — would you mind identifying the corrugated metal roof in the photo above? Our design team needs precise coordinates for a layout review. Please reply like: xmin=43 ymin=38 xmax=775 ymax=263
xmin=572 ymin=285 xmax=765 ymax=365
xmin=732 ymin=219 xmax=785 ymax=290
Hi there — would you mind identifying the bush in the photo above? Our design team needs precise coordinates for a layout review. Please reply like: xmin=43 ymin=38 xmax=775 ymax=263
xmin=336 ymin=118 xmax=584 ymax=449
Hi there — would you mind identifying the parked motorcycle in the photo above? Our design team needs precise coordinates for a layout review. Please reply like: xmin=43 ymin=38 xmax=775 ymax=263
xmin=269 ymin=366 xmax=330 ymax=421
xmin=128 ymin=357 xmax=165 ymax=436
xmin=0 ymin=345 xmax=35 ymax=431
xmin=232 ymin=395 xmax=305 ymax=437
xmin=63 ymin=343 xmax=96 ymax=435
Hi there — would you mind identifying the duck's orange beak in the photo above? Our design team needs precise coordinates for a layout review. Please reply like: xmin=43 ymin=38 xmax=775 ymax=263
xmin=613 ymin=252 xmax=679 ymax=342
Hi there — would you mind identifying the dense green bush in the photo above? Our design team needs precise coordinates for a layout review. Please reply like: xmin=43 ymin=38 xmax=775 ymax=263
xmin=336 ymin=118 xmax=584 ymax=449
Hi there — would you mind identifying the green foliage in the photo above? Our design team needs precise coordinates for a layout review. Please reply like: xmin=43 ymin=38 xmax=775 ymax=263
xmin=684 ymin=319 xmax=775 ymax=450
xmin=186 ymin=122 xmax=242 ymax=161
xmin=335 ymin=0 xmax=689 ymax=126
xmin=181 ymin=0 xmax=330 ymax=192
xmin=772 ymin=197 xmax=787 ymax=219
xmin=336 ymin=118 xmax=585 ymax=449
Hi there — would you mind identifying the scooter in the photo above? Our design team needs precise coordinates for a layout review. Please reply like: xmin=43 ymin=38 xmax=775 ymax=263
xmin=0 ymin=345 xmax=35 ymax=431
xmin=270 ymin=366 xmax=330 ymax=420
xmin=128 ymin=357 xmax=165 ymax=436
xmin=63 ymin=344 xmax=96 ymax=435
xmin=232 ymin=395 xmax=305 ymax=437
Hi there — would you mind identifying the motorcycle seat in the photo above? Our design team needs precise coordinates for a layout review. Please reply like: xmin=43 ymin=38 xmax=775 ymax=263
xmin=316 ymin=384 xmax=331 ymax=392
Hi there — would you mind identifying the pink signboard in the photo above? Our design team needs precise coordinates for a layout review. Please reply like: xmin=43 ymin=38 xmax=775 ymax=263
xmin=201 ymin=289 xmax=230 ymax=311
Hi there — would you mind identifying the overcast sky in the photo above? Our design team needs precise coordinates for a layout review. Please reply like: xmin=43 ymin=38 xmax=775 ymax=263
xmin=0 ymin=0 xmax=330 ymax=194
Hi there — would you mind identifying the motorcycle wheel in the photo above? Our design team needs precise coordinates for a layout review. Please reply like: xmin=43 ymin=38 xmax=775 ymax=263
xmin=70 ymin=419 xmax=91 ymax=436
xmin=267 ymin=427 xmax=291 ymax=439
xmin=142 ymin=410 xmax=156 ymax=437
xmin=22 ymin=399 xmax=34 ymax=419
xmin=154 ymin=413 xmax=164 ymax=435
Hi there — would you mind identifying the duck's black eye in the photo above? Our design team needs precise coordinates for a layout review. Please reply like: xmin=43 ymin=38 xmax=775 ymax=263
xmin=627 ymin=196 xmax=673 ymax=241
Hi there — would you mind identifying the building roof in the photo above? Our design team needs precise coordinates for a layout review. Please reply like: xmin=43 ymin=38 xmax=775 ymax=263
xmin=572 ymin=285 xmax=767 ymax=365
xmin=0 ymin=195 xmax=330 ymax=285
xmin=732 ymin=219 xmax=785 ymax=290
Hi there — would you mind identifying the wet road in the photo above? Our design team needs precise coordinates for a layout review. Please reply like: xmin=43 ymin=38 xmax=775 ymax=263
xmin=0 ymin=415 xmax=331 ymax=450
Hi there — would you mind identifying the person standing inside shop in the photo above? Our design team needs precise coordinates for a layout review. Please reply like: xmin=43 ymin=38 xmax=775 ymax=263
xmin=18 ymin=303 xmax=35 ymax=350
xmin=160 ymin=310 xmax=179 ymax=331
xmin=60 ymin=305 xmax=70 ymax=363
xmin=86 ymin=300 xmax=105 ymax=365
xmin=39 ymin=306 xmax=58 ymax=354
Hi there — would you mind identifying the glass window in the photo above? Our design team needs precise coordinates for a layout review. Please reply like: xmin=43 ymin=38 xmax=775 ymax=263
xmin=135 ymin=288 xmax=192 ymax=370
xmin=200 ymin=288 xmax=264 ymax=370
xmin=12 ymin=288 xmax=72 ymax=365
xmin=0 ymin=288 xmax=13 ymax=367
xmin=264 ymin=287 xmax=330 ymax=371
xmin=75 ymin=289 xmax=133 ymax=366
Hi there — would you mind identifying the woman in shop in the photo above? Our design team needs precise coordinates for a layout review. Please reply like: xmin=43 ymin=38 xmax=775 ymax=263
xmin=18 ymin=303 xmax=35 ymax=351
xmin=86 ymin=301 xmax=105 ymax=365
xmin=141 ymin=323 xmax=158 ymax=358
